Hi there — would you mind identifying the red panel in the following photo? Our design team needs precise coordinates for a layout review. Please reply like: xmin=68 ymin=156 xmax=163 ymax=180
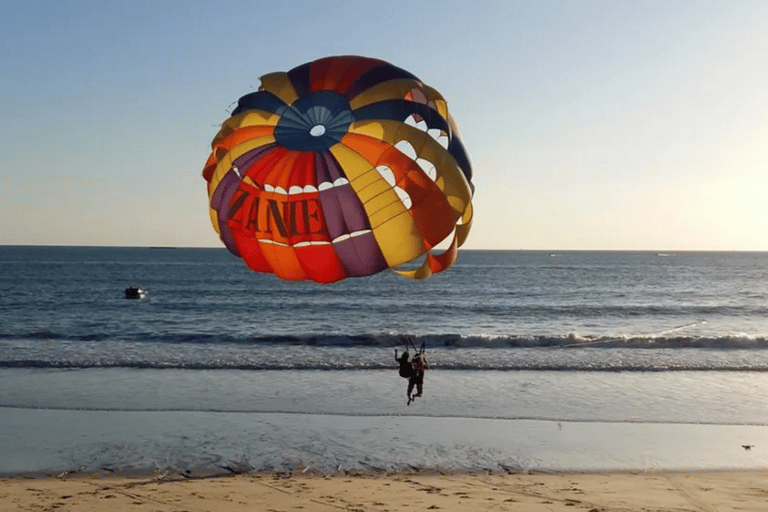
xmin=286 ymin=151 xmax=317 ymax=190
xmin=309 ymin=57 xmax=335 ymax=92
xmin=233 ymin=230 xmax=272 ymax=274
xmin=202 ymin=153 xmax=217 ymax=181
xmin=262 ymin=149 xmax=300 ymax=191
xmin=320 ymin=56 xmax=379 ymax=94
xmin=243 ymin=146 xmax=290 ymax=185
xmin=295 ymin=244 xmax=348 ymax=283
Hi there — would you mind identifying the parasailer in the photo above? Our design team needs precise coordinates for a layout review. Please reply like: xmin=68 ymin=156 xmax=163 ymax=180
xmin=203 ymin=55 xmax=474 ymax=283
xmin=395 ymin=337 xmax=428 ymax=405
xmin=408 ymin=351 xmax=428 ymax=406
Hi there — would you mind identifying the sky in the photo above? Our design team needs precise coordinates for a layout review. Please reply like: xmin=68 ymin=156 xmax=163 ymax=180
xmin=1 ymin=0 xmax=766 ymax=251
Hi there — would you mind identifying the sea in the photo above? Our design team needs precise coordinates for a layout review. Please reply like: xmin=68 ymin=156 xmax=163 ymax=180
xmin=2 ymin=246 xmax=768 ymax=475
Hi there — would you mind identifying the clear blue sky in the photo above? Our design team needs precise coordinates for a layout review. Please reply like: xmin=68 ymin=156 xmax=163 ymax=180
xmin=2 ymin=0 xmax=766 ymax=250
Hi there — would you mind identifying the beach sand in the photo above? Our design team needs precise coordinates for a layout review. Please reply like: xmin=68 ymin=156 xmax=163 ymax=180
xmin=3 ymin=470 xmax=768 ymax=511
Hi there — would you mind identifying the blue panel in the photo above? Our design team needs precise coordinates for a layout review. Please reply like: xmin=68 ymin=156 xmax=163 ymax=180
xmin=272 ymin=91 xmax=353 ymax=151
xmin=232 ymin=91 xmax=287 ymax=116
xmin=344 ymin=64 xmax=420 ymax=99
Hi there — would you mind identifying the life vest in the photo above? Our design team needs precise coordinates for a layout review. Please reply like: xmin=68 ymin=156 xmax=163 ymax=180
xmin=412 ymin=354 xmax=427 ymax=373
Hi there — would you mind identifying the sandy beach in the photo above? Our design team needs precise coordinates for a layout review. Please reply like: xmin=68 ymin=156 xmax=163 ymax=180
xmin=3 ymin=470 xmax=768 ymax=512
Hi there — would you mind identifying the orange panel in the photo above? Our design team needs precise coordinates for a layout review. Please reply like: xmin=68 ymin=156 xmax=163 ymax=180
xmin=427 ymin=235 xmax=458 ymax=273
xmin=260 ymin=241 xmax=307 ymax=281
xmin=204 ymin=128 xmax=277 ymax=182
xmin=213 ymin=126 xmax=274 ymax=153
xmin=339 ymin=132 xmax=391 ymax=165
xmin=410 ymin=193 xmax=455 ymax=249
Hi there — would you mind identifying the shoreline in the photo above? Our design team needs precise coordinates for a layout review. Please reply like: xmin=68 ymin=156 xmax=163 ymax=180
xmin=4 ymin=469 xmax=768 ymax=511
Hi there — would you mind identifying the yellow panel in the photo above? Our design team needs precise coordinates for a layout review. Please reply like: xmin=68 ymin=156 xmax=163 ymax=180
xmin=328 ymin=144 xmax=376 ymax=181
xmin=212 ymin=110 xmax=278 ymax=146
xmin=355 ymin=177 xmax=393 ymax=204
xmin=259 ymin=72 xmax=299 ymax=105
xmin=349 ymin=79 xmax=445 ymax=109
xmin=455 ymin=203 xmax=473 ymax=247
xmin=348 ymin=120 xmax=389 ymax=140
xmin=209 ymin=207 xmax=220 ymax=234
xmin=391 ymin=259 xmax=432 ymax=279
xmin=428 ymin=96 xmax=449 ymax=119
xmin=348 ymin=168 xmax=379 ymax=189
xmin=209 ymin=152 xmax=234 ymax=198
xmin=367 ymin=197 xmax=407 ymax=227
xmin=237 ymin=110 xmax=280 ymax=127
xmin=371 ymin=211 xmax=424 ymax=267
xmin=330 ymin=144 xmax=424 ymax=267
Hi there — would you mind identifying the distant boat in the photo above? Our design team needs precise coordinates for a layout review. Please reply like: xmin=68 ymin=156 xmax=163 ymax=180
xmin=124 ymin=287 xmax=148 ymax=299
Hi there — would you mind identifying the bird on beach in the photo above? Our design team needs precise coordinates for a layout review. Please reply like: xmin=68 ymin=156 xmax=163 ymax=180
xmin=742 ymin=445 xmax=754 ymax=451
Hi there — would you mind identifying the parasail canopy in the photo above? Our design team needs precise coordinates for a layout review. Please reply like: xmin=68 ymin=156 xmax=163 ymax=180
xmin=203 ymin=56 xmax=474 ymax=283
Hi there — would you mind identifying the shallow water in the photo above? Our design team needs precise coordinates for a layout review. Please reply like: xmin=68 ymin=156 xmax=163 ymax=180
xmin=3 ymin=369 xmax=768 ymax=425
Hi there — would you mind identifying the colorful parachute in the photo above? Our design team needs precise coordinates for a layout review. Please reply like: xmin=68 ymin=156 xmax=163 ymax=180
xmin=203 ymin=56 xmax=473 ymax=283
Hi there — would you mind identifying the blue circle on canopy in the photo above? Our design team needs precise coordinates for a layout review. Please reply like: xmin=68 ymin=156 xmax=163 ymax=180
xmin=273 ymin=91 xmax=353 ymax=151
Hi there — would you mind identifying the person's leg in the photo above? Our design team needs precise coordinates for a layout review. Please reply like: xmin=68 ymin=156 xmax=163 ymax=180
xmin=413 ymin=374 xmax=423 ymax=397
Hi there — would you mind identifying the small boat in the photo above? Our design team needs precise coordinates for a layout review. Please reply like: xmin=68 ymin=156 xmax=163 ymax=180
xmin=124 ymin=287 xmax=148 ymax=299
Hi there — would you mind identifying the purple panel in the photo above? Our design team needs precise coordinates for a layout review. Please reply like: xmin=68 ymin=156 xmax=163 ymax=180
xmin=313 ymin=151 xmax=386 ymax=276
xmin=316 ymin=151 xmax=344 ymax=182
xmin=319 ymin=185 xmax=369 ymax=238
xmin=210 ymin=170 xmax=241 ymax=256
xmin=333 ymin=233 xmax=388 ymax=277
xmin=315 ymin=151 xmax=371 ymax=237
xmin=318 ymin=189 xmax=344 ymax=238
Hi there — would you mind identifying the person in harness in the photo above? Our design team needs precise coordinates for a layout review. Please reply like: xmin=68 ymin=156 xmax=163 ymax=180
xmin=395 ymin=348 xmax=414 ymax=379
xmin=394 ymin=338 xmax=428 ymax=405
xmin=407 ymin=350 xmax=428 ymax=405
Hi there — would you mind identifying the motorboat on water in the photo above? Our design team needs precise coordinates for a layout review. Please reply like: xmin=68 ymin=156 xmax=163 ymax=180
xmin=124 ymin=287 xmax=148 ymax=299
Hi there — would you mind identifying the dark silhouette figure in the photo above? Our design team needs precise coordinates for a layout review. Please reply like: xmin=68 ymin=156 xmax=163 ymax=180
xmin=407 ymin=352 xmax=428 ymax=405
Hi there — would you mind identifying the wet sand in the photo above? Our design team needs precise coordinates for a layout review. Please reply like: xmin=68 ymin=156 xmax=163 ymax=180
xmin=3 ymin=469 xmax=768 ymax=511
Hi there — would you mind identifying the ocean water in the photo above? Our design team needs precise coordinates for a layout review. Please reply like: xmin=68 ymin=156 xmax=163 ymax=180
xmin=2 ymin=246 xmax=768 ymax=474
